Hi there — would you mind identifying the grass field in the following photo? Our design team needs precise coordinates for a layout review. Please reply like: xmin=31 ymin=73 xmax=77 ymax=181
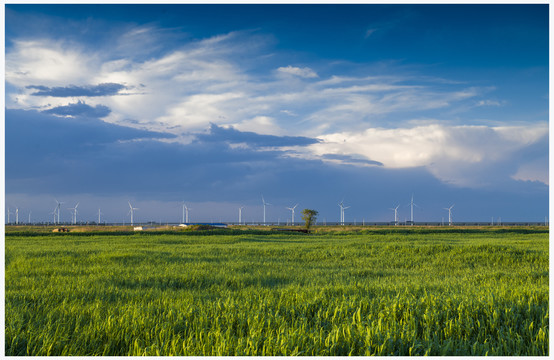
xmin=5 ymin=226 xmax=549 ymax=355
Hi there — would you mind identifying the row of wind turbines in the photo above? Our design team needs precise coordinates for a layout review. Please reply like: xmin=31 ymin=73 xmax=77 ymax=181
xmin=7 ymin=194 xmax=456 ymax=226
xmin=388 ymin=195 xmax=454 ymax=226
xmin=260 ymin=194 xmax=454 ymax=226
xmin=47 ymin=200 xmax=138 ymax=226
xmin=7 ymin=200 xmax=83 ymax=225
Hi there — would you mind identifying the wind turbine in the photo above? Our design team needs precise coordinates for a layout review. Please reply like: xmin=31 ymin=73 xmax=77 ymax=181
xmin=338 ymin=200 xmax=350 ymax=225
xmin=389 ymin=205 xmax=400 ymax=225
xmin=54 ymin=199 xmax=64 ymax=225
xmin=262 ymin=195 xmax=272 ymax=225
xmin=238 ymin=206 xmax=244 ymax=225
xmin=6 ymin=207 xmax=11 ymax=224
xmin=407 ymin=194 xmax=419 ymax=225
xmin=443 ymin=204 xmax=454 ymax=226
xmin=286 ymin=203 xmax=299 ymax=225
xmin=15 ymin=207 xmax=19 ymax=225
xmin=98 ymin=208 xmax=103 ymax=225
xmin=181 ymin=203 xmax=190 ymax=223
xmin=181 ymin=202 xmax=187 ymax=223
xmin=68 ymin=202 xmax=79 ymax=225
xmin=128 ymin=201 xmax=139 ymax=226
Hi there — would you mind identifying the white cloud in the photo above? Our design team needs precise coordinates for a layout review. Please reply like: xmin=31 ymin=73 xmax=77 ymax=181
xmin=280 ymin=109 xmax=297 ymax=116
xmin=306 ymin=123 xmax=548 ymax=187
xmin=6 ymin=40 xmax=97 ymax=88
xmin=156 ymin=92 xmax=246 ymax=131
xmin=231 ymin=116 xmax=285 ymax=136
xmin=277 ymin=65 xmax=318 ymax=78
xmin=476 ymin=99 xmax=504 ymax=107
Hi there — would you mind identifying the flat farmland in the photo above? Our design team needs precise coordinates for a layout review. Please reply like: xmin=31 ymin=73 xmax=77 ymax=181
xmin=5 ymin=227 xmax=549 ymax=355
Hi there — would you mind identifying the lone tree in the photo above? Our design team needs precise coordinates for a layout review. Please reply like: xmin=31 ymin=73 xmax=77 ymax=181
xmin=301 ymin=209 xmax=318 ymax=230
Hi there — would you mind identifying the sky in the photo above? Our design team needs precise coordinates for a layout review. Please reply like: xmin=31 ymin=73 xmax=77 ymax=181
xmin=4 ymin=4 xmax=549 ymax=224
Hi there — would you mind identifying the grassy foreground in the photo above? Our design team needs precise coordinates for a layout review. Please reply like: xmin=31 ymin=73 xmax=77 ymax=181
xmin=5 ymin=227 xmax=549 ymax=355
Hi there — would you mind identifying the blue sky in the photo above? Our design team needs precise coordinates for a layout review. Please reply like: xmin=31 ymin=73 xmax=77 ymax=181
xmin=5 ymin=4 xmax=549 ymax=224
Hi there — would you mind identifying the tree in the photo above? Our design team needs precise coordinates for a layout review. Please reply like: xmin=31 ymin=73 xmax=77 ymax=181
xmin=301 ymin=209 xmax=318 ymax=230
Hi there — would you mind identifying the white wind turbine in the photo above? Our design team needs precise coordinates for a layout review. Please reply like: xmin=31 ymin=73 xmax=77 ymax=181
xmin=443 ymin=204 xmax=454 ymax=226
xmin=286 ymin=203 xmax=299 ymax=225
xmin=181 ymin=203 xmax=190 ymax=223
xmin=407 ymin=194 xmax=419 ymax=226
xmin=238 ymin=206 xmax=244 ymax=225
xmin=338 ymin=200 xmax=350 ymax=225
xmin=28 ymin=210 xmax=32 ymax=224
xmin=6 ymin=207 xmax=12 ymax=224
xmin=98 ymin=208 xmax=103 ymax=225
xmin=181 ymin=202 xmax=186 ymax=223
xmin=128 ymin=201 xmax=139 ymax=226
xmin=262 ymin=195 xmax=272 ymax=225
xmin=68 ymin=202 xmax=79 ymax=225
xmin=54 ymin=199 xmax=64 ymax=225
xmin=389 ymin=205 xmax=400 ymax=225
xmin=15 ymin=207 xmax=19 ymax=225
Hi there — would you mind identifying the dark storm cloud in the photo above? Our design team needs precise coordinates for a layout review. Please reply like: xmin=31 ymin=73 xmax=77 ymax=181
xmin=6 ymin=109 xmax=294 ymax=200
xmin=198 ymin=123 xmax=320 ymax=147
xmin=42 ymin=101 xmax=111 ymax=118
xmin=27 ymin=83 xmax=126 ymax=97
xmin=5 ymin=109 xmax=548 ymax=222
xmin=6 ymin=109 xmax=174 ymax=175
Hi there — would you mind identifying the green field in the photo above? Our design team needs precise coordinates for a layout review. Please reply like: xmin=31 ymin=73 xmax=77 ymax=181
xmin=5 ymin=227 xmax=549 ymax=356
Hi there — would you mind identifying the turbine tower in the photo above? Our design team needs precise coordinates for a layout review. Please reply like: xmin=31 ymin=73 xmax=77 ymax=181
xmin=407 ymin=194 xmax=419 ymax=225
xmin=238 ymin=206 xmax=244 ymax=225
xmin=181 ymin=202 xmax=190 ymax=223
xmin=262 ymin=195 xmax=272 ymax=225
xmin=15 ymin=207 xmax=19 ymax=225
xmin=98 ymin=208 xmax=103 ymax=224
xmin=286 ymin=203 xmax=299 ymax=225
xmin=68 ymin=202 xmax=79 ymax=225
xmin=54 ymin=199 xmax=64 ymax=225
xmin=443 ymin=204 xmax=454 ymax=226
xmin=28 ymin=211 xmax=31 ymax=224
xmin=182 ymin=203 xmax=190 ymax=223
xmin=6 ymin=207 xmax=11 ymax=224
xmin=389 ymin=205 xmax=400 ymax=225
xmin=338 ymin=200 xmax=350 ymax=225
xmin=128 ymin=201 xmax=139 ymax=226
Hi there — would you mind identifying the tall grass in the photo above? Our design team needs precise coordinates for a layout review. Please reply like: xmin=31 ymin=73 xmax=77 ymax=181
xmin=5 ymin=228 xmax=548 ymax=355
